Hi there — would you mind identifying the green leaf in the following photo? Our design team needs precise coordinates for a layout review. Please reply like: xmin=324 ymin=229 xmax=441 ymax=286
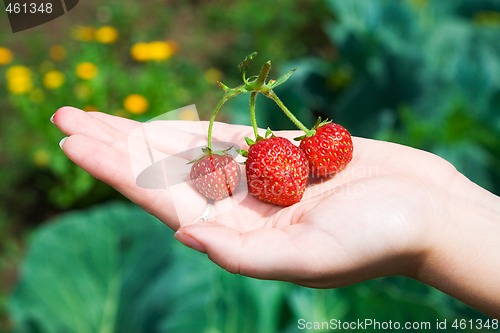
xmin=217 ymin=81 xmax=230 ymax=92
xmin=268 ymin=68 xmax=296 ymax=89
xmin=293 ymin=134 xmax=306 ymax=141
xmin=244 ymin=136 xmax=255 ymax=146
xmin=238 ymin=149 xmax=248 ymax=157
xmin=238 ymin=52 xmax=258 ymax=82
xmin=8 ymin=202 xmax=215 ymax=333
xmin=287 ymin=287 xmax=349 ymax=324
xmin=7 ymin=202 xmax=297 ymax=333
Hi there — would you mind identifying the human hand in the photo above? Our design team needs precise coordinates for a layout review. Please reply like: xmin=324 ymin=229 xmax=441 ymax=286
xmin=53 ymin=106 xmax=500 ymax=317
xmin=52 ymin=106 xmax=456 ymax=286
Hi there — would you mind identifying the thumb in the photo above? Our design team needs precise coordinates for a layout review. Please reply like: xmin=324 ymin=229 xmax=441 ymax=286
xmin=174 ymin=222 xmax=308 ymax=281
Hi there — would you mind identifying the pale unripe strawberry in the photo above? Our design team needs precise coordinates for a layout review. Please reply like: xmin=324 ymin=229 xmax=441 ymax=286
xmin=190 ymin=154 xmax=241 ymax=201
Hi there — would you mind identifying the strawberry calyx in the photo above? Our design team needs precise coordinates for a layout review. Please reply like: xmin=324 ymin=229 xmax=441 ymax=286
xmin=187 ymin=146 xmax=235 ymax=164
xmin=240 ymin=128 xmax=274 ymax=157
xmin=294 ymin=117 xmax=331 ymax=141
xmin=245 ymin=127 xmax=274 ymax=145
xmin=312 ymin=117 xmax=333 ymax=129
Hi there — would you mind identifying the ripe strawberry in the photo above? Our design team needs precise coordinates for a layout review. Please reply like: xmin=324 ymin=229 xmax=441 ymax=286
xmin=190 ymin=153 xmax=241 ymax=201
xmin=299 ymin=121 xmax=353 ymax=178
xmin=246 ymin=137 xmax=309 ymax=207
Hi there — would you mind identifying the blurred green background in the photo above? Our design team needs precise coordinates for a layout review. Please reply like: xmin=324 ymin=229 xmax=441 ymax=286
xmin=1 ymin=0 xmax=500 ymax=332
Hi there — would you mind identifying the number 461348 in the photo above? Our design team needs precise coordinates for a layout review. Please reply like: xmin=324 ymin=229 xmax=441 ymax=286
xmin=5 ymin=2 xmax=53 ymax=14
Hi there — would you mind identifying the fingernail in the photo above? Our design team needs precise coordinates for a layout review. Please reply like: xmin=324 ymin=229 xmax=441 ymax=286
xmin=174 ymin=230 xmax=207 ymax=253
xmin=59 ymin=137 xmax=68 ymax=150
xmin=50 ymin=113 xmax=55 ymax=124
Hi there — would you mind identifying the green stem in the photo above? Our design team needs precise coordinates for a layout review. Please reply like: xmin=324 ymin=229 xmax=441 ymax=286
xmin=265 ymin=90 xmax=315 ymax=136
xmin=249 ymin=92 xmax=259 ymax=140
xmin=207 ymin=85 xmax=246 ymax=150
xmin=207 ymin=94 xmax=231 ymax=150
xmin=255 ymin=61 xmax=271 ymax=87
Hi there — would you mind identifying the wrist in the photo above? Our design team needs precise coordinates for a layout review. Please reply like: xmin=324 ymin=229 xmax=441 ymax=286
xmin=415 ymin=171 xmax=500 ymax=317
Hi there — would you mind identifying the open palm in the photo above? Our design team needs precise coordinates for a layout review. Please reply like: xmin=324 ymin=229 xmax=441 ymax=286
xmin=54 ymin=106 xmax=456 ymax=288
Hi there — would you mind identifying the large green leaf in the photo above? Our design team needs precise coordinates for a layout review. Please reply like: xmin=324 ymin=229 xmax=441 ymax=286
xmin=7 ymin=202 xmax=294 ymax=333
xmin=8 ymin=202 xmax=215 ymax=333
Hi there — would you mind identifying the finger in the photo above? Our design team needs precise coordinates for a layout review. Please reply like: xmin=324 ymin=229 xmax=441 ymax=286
xmin=53 ymin=106 xmax=128 ymax=150
xmin=60 ymin=133 xmax=206 ymax=229
xmin=55 ymin=107 xmax=204 ymax=160
xmin=130 ymin=120 xmax=208 ymax=156
xmin=87 ymin=111 xmax=142 ymax=134
xmin=174 ymin=221 xmax=316 ymax=282
xmin=60 ymin=133 xmax=149 ymax=204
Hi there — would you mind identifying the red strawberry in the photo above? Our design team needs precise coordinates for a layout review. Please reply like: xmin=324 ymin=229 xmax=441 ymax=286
xmin=299 ymin=121 xmax=353 ymax=178
xmin=246 ymin=137 xmax=309 ymax=207
xmin=190 ymin=153 xmax=241 ymax=201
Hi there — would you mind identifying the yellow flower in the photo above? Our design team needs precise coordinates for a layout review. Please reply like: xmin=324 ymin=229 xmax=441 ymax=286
xmin=130 ymin=40 xmax=177 ymax=62
xmin=76 ymin=62 xmax=98 ymax=80
xmin=124 ymin=94 xmax=149 ymax=114
xmin=43 ymin=70 xmax=65 ymax=89
xmin=49 ymin=45 xmax=66 ymax=61
xmin=33 ymin=148 xmax=50 ymax=168
xmin=204 ymin=68 xmax=222 ymax=84
xmin=0 ymin=47 xmax=13 ymax=65
xmin=8 ymin=75 xmax=32 ymax=94
xmin=179 ymin=108 xmax=199 ymax=121
xmin=130 ymin=42 xmax=149 ymax=62
xmin=148 ymin=41 xmax=173 ymax=61
xmin=6 ymin=65 xmax=32 ymax=94
xmin=95 ymin=26 xmax=119 ymax=44
xmin=71 ymin=26 xmax=95 ymax=42
xmin=6 ymin=65 xmax=30 ymax=78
